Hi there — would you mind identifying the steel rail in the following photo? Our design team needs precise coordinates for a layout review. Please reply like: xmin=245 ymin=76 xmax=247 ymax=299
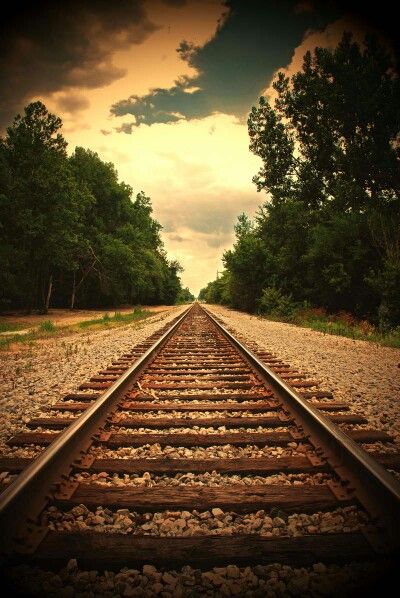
xmin=0 ymin=305 xmax=193 ymax=553
xmin=202 ymin=305 xmax=400 ymax=552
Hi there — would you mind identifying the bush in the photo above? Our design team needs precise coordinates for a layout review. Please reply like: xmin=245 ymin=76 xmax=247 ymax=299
xmin=258 ymin=286 xmax=297 ymax=320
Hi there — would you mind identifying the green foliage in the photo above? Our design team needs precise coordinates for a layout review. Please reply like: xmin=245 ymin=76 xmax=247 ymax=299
xmin=78 ymin=308 xmax=151 ymax=329
xmin=294 ymin=308 xmax=400 ymax=348
xmin=223 ymin=215 xmax=267 ymax=311
xmin=258 ymin=287 xmax=297 ymax=320
xmin=0 ymin=101 xmax=86 ymax=313
xmin=199 ymin=271 xmax=232 ymax=305
xmin=38 ymin=320 xmax=56 ymax=333
xmin=206 ymin=33 xmax=400 ymax=329
xmin=0 ymin=103 xmax=184 ymax=313
xmin=0 ymin=308 xmax=154 ymax=351
xmin=0 ymin=321 xmax=26 ymax=333
xmin=175 ymin=287 xmax=195 ymax=304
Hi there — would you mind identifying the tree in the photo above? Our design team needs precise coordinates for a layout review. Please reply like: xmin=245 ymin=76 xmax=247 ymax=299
xmin=223 ymin=214 xmax=267 ymax=311
xmin=176 ymin=287 xmax=195 ymax=304
xmin=246 ymin=33 xmax=400 ymax=324
xmin=1 ymin=102 xmax=85 ymax=312
xmin=199 ymin=271 xmax=231 ymax=305
xmin=249 ymin=34 xmax=400 ymax=212
xmin=0 ymin=103 xmax=185 ymax=312
xmin=68 ymin=148 xmax=183 ymax=307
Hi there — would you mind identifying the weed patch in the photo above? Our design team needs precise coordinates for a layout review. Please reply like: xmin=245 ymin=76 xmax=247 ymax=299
xmin=0 ymin=321 xmax=27 ymax=333
xmin=0 ymin=308 xmax=154 ymax=352
xmin=260 ymin=306 xmax=400 ymax=348
xmin=39 ymin=320 xmax=56 ymax=333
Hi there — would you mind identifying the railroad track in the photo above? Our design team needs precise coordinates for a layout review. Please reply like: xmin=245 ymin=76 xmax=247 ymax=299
xmin=0 ymin=303 xmax=399 ymax=589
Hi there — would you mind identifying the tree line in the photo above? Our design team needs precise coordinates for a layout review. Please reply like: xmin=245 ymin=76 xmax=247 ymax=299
xmin=200 ymin=34 xmax=400 ymax=328
xmin=0 ymin=102 xmax=186 ymax=313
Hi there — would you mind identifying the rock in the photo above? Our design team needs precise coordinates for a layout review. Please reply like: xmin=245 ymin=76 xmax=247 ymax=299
xmin=199 ymin=511 xmax=211 ymax=520
xmin=211 ymin=507 xmax=224 ymax=517
xmin=307 ymin=525 xmax=318 ymax=534
xmin=71 ymin=504 xmax=89 ymax=517
xmin=226 ymin=565 xmax=240 ymax=579
xmin=213 ymin=567 xmax=227 ymax=576
xmin=313 ymin=562 xmax=327 ymax=574
xmin=202 ymin=572 xmax=224 ymax=586
xmin=272 ymin=516 xmax=285 ymax=527
xmin=66 ymin=558 xmax=78 ymax=572
xmin=262 ymin=516 xmax=273 ymax=529
xmin=162 ymin=572 xmax=177 ymax=587
xmin=143 ymin=565 xmax=157 ymax=577
xmin=288 ymin=575 xmax=309 ymax=595
xmin=160 ymin=518 xmax=175 ymax=532
xmin=59 ymin=586 xmax=75 ymax=598
xmin=151 ymin=582 xmax=163 ymax=594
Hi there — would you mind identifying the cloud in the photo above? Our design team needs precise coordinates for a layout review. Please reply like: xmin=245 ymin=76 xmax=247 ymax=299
xmin=161 ymin=0 xmax=188 ymax=6
xmin=262 ymin=15 xmax=376 ymax=104
xmin=111 ymin=0 xmax=340 ymax=129
xmin=55 ymin=93 xmax=90 ymax=114
xmin=100 ymin=129 xmax=112 ymax=136
xmin=0 ymin=0 xmax=160 ymax=130
xmin=163 ymin=227 xmax=235 ymax=295
xmin=94 ymin=111 xmax=262 ymax=294
xmin=115 ymin=122 xmax=137 ymax=134
xmin=168 ymin=233 xmax=186 ymax=242
xmin=158 ymin=187 xmax=260 ymax=237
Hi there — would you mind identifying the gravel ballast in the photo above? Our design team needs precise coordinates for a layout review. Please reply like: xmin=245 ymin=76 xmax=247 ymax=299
xmin=2 ymin=303 xmax=398 ymax=595
xmin=43 ymin=504 xmax=367 ymax=537
xmin=6 ymin=559 xmax=392 ymax=597
xmin=0 ymin=306 xmax=186 ymax=452
xmin=205 ymin=305 xmax=400 ymax=450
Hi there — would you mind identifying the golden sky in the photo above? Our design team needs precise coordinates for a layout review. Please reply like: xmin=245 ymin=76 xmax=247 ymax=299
xmin=1 ymin=0 xmax=385 ymax=295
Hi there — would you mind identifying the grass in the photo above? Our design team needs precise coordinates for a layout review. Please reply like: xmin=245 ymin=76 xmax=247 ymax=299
xmin=262 ymin=307 xmax=400 ymax=348
xmin=302 ymin=318 xmax=400 ymax=348
xmin=0 ymin=321 xmax=27 ymax=333
xmin=0 ymin=331 xmax=37 ymax=351
xmin=0 ymin=307 xmax=154 ymax=351
xmin=38 ymin=319 xmax=56 ymax=333
xmin=78 ymin=308 xmax=151 ymax=329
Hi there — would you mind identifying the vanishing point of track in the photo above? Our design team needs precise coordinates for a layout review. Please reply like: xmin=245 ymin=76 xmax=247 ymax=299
xmin=0 ymin=303 xmax=399 ymax=573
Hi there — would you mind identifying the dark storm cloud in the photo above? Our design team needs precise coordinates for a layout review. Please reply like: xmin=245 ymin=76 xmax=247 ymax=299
xmin=0 ymin=0 xmax=160 ymax=130
xmin=111 ymin=0 xmax=340 ymax=129
xmin=162 ymin=0 xmax=188 ymax=6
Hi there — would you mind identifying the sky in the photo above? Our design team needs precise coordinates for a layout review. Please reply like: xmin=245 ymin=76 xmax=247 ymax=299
xmin=0 ymin=0 xmax=395 ymax=295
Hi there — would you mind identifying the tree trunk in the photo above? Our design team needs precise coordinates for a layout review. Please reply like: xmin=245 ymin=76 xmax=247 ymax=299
xmin=44 ymin=274 xmax=53 ymax=315
xmin=70 ymin=272 xmax=76 ymax=310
